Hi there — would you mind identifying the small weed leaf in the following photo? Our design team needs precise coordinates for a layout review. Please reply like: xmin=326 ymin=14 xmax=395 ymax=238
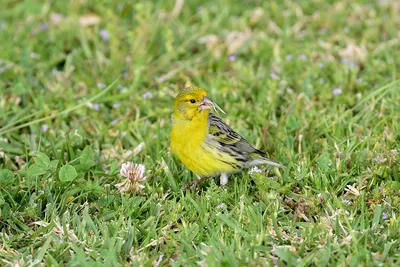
xmin=34 ymin=152 xmax=51 ymax=168
xmin=59 ymin=164 xmax=78 ymax=182
xmin=0 ymin=169 xmax=14 ymax=186
xmin=316 ymin=152 xmax=332 ymax=172
xmin=372 ymin=204 xmax=382 ymax=228
xmin=80 ymin=146 xmax=96 ymax=171
xmin=26 ymin=164 xmax=48 ymax=177
xmin=285 ymin=115 xmax=301 ymax=133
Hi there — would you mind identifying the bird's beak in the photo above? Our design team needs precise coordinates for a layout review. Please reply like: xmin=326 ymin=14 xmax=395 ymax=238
xmin=199 ymin=96 xmax=226 ymax=114
xmin=199 ymin=96 xmax=214 ymax=111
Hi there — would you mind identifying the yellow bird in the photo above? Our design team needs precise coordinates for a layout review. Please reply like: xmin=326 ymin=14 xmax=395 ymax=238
xmin=170 ymin=86 xmax=284 ymax=187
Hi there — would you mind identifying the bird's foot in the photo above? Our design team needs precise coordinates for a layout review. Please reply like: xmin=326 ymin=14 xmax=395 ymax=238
xmin=183 ymin=176 xmax=210 ymax=190
xmin=220 ymin=173 xmax=228 ymax=187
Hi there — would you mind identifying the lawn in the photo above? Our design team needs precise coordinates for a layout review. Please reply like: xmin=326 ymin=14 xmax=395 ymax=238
xmin=1 ymin=0 xmax=400 ymax=266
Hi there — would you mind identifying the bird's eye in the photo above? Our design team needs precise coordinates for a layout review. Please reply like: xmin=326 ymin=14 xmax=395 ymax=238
xmin=190 ymin=99 xmax=196 ymax=103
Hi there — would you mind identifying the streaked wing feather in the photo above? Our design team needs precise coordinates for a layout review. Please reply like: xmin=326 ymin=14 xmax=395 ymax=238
xmin=205 ymin=113 xmax=284 ymax=169
xmin=207 ymin=113 xmax=258 ymax=154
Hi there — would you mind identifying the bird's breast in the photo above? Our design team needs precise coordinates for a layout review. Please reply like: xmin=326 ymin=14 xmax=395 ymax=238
xmin=171 ymin=116 xmax=208 ymax=154
xmin=170 ymin=114 xmax=210 ymax=173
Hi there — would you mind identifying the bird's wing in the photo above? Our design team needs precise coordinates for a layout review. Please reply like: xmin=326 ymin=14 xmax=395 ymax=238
xmin=208 ymin=114 xmax=243 ymax=144
xmin=205 ymin=113 xmax=284 ymax=168
xmin=206 ymin=113 xmax=259 ymax=160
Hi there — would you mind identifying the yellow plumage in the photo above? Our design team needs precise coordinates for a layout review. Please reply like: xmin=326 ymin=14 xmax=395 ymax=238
xmin=170 ymin=86 xmax=283 ymax=186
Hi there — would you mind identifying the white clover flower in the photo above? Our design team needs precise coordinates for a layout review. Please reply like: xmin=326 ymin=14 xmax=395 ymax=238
xmin=41 ymin=124 xmax=48 ymax=132
xmin=298 ymin=54 xmax=307 ymax=60
xmin=248 ymin=166 xmax=262 ymax=175
xmin=110 ymin=119 xmax=118 ymax=125
xmin=228 ymin=55 xmax=236 ymax=62
xmin=99 ymin=29 xmax=109 ymax=41
xmin=341 ymin=198 xmax=352 ymax=205
xmin=93 ymin=103 xmax=100 ymax=111
xmin=97 ymin=83 xmax=106 ymax=89
xmin=115 ymin=162 xmax=147 ymax=193
xmin=216 ymin=203 xmax=226 ymax=209
xmin=143 ymin=92 xmax=153 ymax=99
xmin=270 ymin=73 xmax=280 ymax=80
xmin=332 ymin=88 xmax=343 ymax=95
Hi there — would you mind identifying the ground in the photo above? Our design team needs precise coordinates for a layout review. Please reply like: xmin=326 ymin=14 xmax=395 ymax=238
xmin=1 ymin=0 xmax=400 ymax=266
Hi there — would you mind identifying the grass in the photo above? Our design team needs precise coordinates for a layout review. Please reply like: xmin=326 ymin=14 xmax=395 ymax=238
xmin=1 ymin=0 xmax=400 ymax=265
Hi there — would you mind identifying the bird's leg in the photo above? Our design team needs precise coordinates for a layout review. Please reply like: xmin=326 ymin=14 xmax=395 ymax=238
xmin=183 ymin=176 xmax=211 ymax=190
xmin=220 ymin=173 xmax=228 ymax=187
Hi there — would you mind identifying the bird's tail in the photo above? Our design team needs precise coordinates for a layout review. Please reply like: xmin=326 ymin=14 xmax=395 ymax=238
xmin=250 ymin=150 xmax=286 ymax=169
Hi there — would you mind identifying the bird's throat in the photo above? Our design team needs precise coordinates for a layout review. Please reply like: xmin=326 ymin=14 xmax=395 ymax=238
xmin=171 ymin=111 xmax=209 ymax=153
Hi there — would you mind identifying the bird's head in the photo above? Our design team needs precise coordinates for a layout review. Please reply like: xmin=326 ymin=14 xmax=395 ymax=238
xmin=173 ymin=86 xmax=225 ymax=120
